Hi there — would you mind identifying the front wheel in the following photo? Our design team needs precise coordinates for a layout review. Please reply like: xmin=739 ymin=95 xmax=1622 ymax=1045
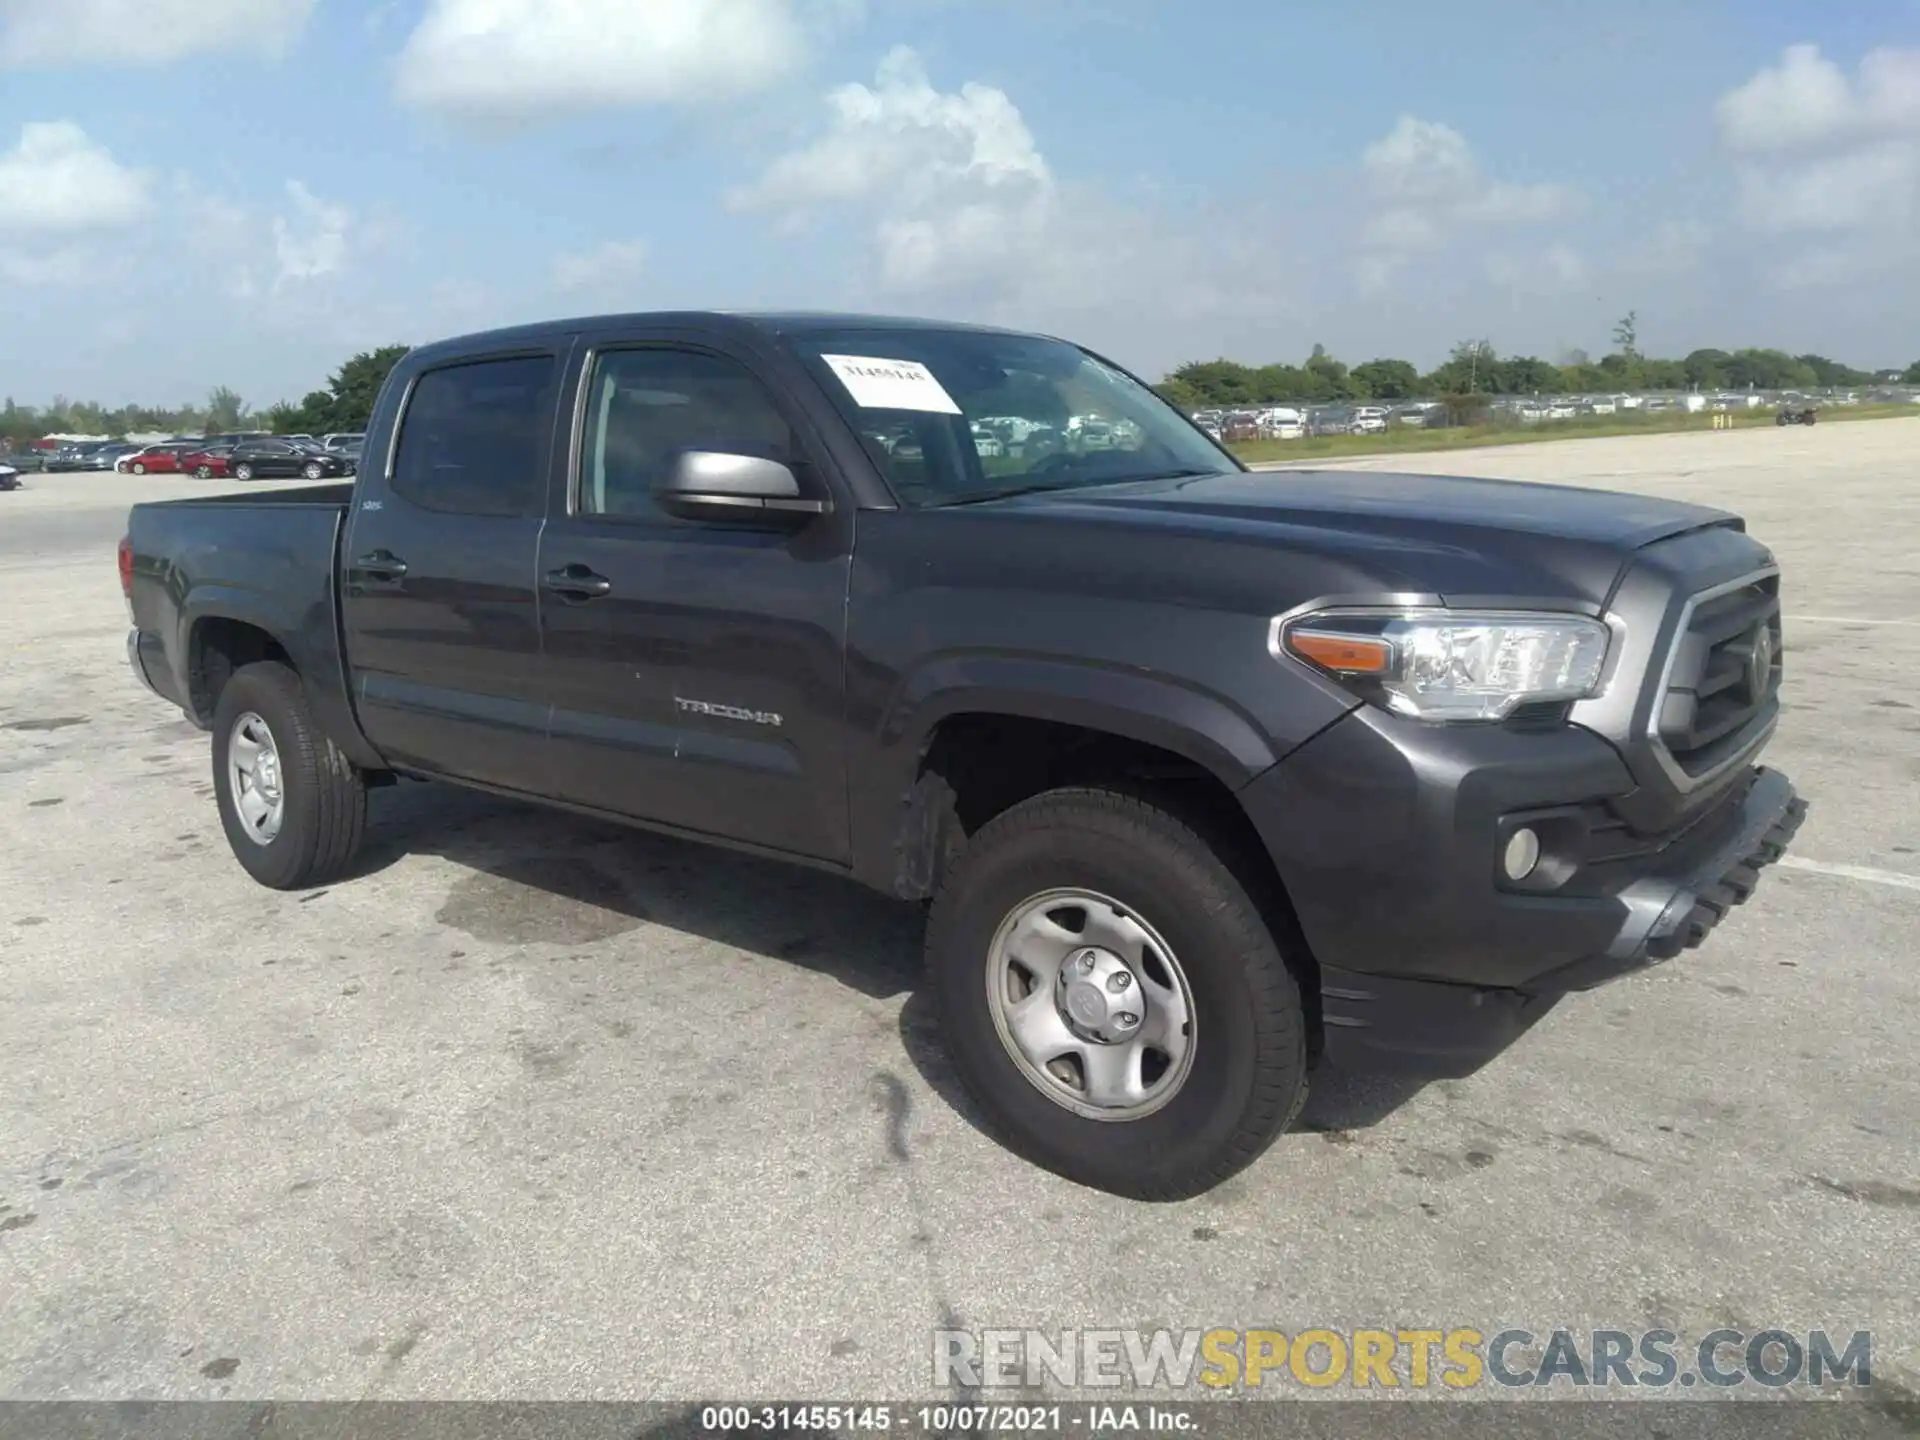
xmin=211 ymin=661 xmax=368 ymax=890
xmin=927 ymin=787 xmax=1307 ymax=1199
xmin=132 ymin=463 xmax=147 ymax=474
xmin=233 ymin=463 xmax=254 ymax=481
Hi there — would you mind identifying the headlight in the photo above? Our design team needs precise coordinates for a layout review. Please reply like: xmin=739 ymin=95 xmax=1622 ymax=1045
xmin=1275 ymin=607 xmax=1612 ymax=721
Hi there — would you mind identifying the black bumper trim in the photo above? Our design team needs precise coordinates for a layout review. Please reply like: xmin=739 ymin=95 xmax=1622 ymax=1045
xmin=1528 ymin=767 xmax=1807 ymax=992
xmin=1317 ymin=969 xmax=1562 ymax=1079
xmin=1314 ymin=768 xmax=1807 ymax=1078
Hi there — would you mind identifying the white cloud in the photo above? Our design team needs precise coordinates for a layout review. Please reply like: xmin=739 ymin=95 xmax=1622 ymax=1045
xmin=0 ymin=0 xmax=314 ymax=67
xmin=730 ymin=46 xmax=1073 ymax=300
xmin=1355 ymin=115 xmax=1579 ymax=292
xmin=728 ymin=47 xmax=1299 ymax=369
xmin=272 ymin=181 xmax=350 ymax=288
xmin=730 ymin=46 xmax=1050 ymax=214
xmin=553 ymin=237 xmax=648 ymax=291
xmin=0 ymin=121 xmax=148 ymax=234
xmin=1715 ymin=44 xmax=1920 ymax=154
xmin=393 ymin=0 xmax=822 ymax=121
xmin=1714 ymin=45 xmax=1920 ymax=289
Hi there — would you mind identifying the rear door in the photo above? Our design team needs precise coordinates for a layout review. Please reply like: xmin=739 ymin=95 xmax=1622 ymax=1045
xmin=339 ymin=347 xmax=568 ymax=792
xmin=536 ymin=330 xmax=854 ymax=862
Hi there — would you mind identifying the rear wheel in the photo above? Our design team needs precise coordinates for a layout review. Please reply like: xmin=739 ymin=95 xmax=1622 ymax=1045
xmin=211 ymin=662 xmax=368 ymax=890
xmin=132 ymin=462 xmax=147 ymax=474
xmin=194 ymin=465 xmax=212 ymax=479
xmin=302 ymin=461 xmax=324 ymax=480
xmin=927 ymin=787 xmax=1307 ymax=1200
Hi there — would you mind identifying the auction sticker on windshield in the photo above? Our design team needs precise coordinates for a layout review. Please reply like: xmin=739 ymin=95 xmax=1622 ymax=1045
xmin=821 ymin=355 xmax=962 ymax=414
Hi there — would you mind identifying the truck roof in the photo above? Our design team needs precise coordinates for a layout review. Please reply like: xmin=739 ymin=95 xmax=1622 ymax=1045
xmin=405 ymin=310 xmax=1052 ymax=365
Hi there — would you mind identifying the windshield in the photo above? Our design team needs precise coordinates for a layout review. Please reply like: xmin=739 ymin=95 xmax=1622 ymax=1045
xmin=786 ymin=327 xmax=1237 ymax=508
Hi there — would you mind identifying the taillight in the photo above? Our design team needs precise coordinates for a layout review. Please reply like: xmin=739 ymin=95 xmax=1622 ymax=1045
xmin=118 ymin=535 xmax=134 ymax=600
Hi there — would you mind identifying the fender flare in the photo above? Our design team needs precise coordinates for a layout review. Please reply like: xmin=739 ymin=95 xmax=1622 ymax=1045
xmin=175 ymin=586 xmax=384 ymax=770
xmin=854 ymin=653 xmax=1284 ymax=896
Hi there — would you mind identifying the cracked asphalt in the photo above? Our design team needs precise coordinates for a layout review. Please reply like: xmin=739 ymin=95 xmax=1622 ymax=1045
xmin=1 ymin=426 xmax=1915 ymax=1412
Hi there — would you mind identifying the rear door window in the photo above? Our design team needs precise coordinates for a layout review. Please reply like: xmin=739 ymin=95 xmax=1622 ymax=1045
xmin=391 ymin=354 xmax=558 ymax=517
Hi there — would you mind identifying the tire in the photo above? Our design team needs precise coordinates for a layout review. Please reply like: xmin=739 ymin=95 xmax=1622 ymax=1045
xmin=233 ymin=463 xmax=254 ymax=481
xmin=195 ymin=466 xmax=212 ymax=479
xmin=926 ymin=787 xmax=1307 ymax=1200
xmin=211 ymin=661 xmax=368 ymax=890
xmin=132 ymin=463 xmax=147 ymax=474
xmin=303 ymin=462 xmax=324 ymax=479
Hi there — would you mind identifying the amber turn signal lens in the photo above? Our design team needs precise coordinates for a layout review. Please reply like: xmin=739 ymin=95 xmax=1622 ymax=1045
xmin=1286 ymin=629 xmax=1391 ymax=674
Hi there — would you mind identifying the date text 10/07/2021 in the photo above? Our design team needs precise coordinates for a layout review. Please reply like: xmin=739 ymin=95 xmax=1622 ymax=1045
xmin=700 ymin=1406 xmax=1195 ymax=1433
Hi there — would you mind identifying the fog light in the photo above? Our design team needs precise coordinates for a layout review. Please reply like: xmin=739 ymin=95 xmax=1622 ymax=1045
xmin=1503 ymin=827 xmax=1541 ymax=881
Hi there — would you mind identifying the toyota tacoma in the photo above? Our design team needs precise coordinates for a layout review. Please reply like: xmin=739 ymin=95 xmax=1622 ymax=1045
xmin=121 ymin=312 xmax=1807 ymax=1199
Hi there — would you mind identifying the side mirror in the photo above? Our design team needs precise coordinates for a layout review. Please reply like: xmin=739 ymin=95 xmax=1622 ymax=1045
xmin=652 ymin=450 xmax=830 ymax=527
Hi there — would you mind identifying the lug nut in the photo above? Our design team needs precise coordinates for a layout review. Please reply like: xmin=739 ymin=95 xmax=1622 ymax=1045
xmin=1106 ymin=972 xmax=1132 ymax=992
xmin=1114 ymin=1012 xmax=1139 ymax=1029
xmin=1078 ymin=951 xmax=1098 ymax=974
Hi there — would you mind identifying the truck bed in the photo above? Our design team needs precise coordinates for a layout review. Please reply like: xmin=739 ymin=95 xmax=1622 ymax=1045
xmin=125 ymin=484 xmax=358 ymax=741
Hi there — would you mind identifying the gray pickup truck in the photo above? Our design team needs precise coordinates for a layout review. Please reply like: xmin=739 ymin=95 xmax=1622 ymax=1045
xmin=123 ymin=311 xmax=1807 ymax=1198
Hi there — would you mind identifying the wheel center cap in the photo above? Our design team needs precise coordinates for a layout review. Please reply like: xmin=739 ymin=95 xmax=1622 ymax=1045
xmin=1056 ymin=947 xmax=1140 ymax=1042
xmin=1064 ymin=982 xmax=1108 ymax=1028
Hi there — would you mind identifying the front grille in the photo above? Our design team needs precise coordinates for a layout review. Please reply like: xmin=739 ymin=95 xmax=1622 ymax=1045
xmin=1653 ymin=571 xmax=1781 ymax=782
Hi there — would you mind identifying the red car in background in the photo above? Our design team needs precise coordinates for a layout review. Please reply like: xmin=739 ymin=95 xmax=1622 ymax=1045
xmin=115 ymin=443 xmax=198 ymax=475
xmin=176 ymin=444 xmax=237 ymax=479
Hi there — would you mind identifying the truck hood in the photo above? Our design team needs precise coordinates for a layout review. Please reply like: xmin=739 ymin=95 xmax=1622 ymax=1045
xmin=996 ymin=468 xmax=1742 ymax=609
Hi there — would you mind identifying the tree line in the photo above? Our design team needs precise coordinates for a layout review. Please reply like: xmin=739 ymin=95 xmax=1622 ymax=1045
xmin=0 ymin=345 xmax=412 ymax=448
xmin=1157 ymin=331 xmax=1919 ymax=411
xmin=4 ymin=328 xmax=1917 ymax=449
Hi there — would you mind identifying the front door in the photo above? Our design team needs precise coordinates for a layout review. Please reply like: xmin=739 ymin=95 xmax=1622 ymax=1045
xmin=339 ymin=349 xmax=565 ymax=793
xmin=537 ymin=338 xmax=853 ymax=863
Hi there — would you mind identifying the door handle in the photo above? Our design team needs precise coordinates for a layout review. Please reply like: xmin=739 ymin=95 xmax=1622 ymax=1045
xmin=542 ymin=565 xmax=612 ymax=600
xmin=354 ymin=550 xmax=408 ymax=580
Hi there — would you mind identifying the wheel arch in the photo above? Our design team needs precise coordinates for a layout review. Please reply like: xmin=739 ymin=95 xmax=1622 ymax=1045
xmin=179 ymin=591 xmax=385 ymax=770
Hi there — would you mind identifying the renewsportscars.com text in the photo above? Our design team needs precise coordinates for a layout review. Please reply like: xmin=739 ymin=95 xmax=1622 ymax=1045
xmin=933 ymin=1328 xmax=1875 ymax=1391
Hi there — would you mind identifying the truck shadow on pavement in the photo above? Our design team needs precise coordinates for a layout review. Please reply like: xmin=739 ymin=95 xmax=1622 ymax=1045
xmin=351 ymin=779 xmax=1433 ymax=1149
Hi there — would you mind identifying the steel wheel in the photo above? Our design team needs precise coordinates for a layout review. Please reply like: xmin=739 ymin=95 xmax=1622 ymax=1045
xmin=985 ymin=887 xmax=1196 ymax=1122
xmin=226 ymin=711 xmax=286 ymax=845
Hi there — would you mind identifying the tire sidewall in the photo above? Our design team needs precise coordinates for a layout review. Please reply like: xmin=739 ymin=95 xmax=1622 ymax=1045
xmin=211 ymin=667 xmax=319 ymax=888
xmin=931 ymin=805 xmax=1299 ymax=1195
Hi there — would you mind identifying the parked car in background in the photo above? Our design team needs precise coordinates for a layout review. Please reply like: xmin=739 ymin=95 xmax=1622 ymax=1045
xmin=82 ymin=443 xmax=143 ymax=471
xmin=227 ymin=438 xmax=355 ymax=481
xmin=178 ymin=444 xmax=237 ymax=479
xmin=116 ymin=442 xmax=201 ymax=475
xmin=0 ymin=449 xmax=48 ymax=472
xmin=0 ymin=459 xmax=22 ymax=490
xmin=47 ymin=441 xmax=110 ymax=471
xmin=321 ymin=432 xmax=365 ymax=451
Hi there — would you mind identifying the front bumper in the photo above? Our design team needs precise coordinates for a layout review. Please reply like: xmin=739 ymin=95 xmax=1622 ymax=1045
xmin=1241 ymin=707 xmax=1808 ymax=1077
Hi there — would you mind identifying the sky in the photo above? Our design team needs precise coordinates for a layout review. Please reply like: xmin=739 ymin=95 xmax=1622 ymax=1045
xmin=1 ymin=0 xmax=1918 ymax=409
